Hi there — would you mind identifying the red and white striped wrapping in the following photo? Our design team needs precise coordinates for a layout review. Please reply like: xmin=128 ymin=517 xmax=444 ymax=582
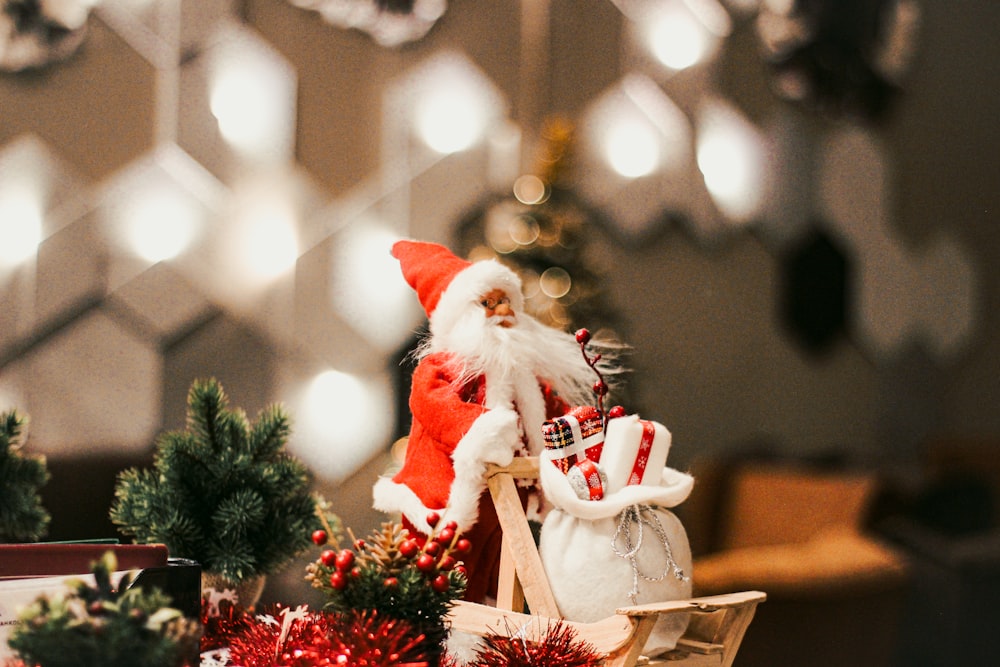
xmin=600 ymin=414 xmax=671 ymax=494
xmin=541 ymin=406 xmax=605 ymax=474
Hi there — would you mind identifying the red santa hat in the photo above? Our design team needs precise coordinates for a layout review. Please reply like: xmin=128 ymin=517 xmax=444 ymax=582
xmin=392 ymin=239 xmax=523 ymax=334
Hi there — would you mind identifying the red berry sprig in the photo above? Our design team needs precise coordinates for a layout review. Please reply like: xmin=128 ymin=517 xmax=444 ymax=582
xmin=575 ymin=328 xmax=610 ymax=425
xmin=576 ymin=327 xmax=628 ymax=429
xmin=309 ymin=513 xmax=471 ymax=601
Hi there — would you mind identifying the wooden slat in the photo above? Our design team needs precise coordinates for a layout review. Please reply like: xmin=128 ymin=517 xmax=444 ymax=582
xmin=486 ymin=469 xmax=560 ymax=618
xmin=616 ymin=591 xmax=767 ymax=618
xmin=486 ymin=456 xmax=540 ymax=479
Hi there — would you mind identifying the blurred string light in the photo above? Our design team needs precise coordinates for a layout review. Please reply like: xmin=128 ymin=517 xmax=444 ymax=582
xmin=231 ymin=188 xmax=300 ymax=281
xmin=642 ymin=0 xmax=732 ymax=71
xmin=582 ymin=74 xmax=691 ymax=184
xmin=122 ymin=187 xmax=201 ymax=263
xmin=512 ymin=174 xmax=549 ymax=205
xmin=415 ymin=87 xmax=490 ymax=154
xmin=696 ymin=99 xmax=769 ymax=224
xmin=331 ymin=224 xmax=419 ymax=351
xmin=0 ymin=182 xmax=44 ymax=269
xmin=605 ymin=118 xmax=660 ymax=178
xmin=410 ymin=53 xmax=504 ymax=154
xmin=298 ymin=369 xmax=395 ymax=480
xmin=209 ymin=29 xmax=296 ymax=160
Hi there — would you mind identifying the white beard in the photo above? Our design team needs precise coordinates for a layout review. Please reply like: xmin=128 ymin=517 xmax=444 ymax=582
xmin=421 ymin=307 xmax=618 ymax=453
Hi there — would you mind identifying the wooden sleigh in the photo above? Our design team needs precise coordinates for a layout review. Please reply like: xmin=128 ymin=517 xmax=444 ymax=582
xmin=445 ymin=457 xmax=766 ymax=666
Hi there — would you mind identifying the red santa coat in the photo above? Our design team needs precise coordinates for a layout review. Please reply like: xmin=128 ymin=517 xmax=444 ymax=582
xmin=373 ymin=350 xmax=568 ymax=602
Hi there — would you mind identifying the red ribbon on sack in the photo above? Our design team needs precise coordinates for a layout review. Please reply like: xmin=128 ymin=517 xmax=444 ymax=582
xmin=626 ymin=420 xmax=656 ymax=486
xmin=574 ymin=459 xmax=606 ymax=500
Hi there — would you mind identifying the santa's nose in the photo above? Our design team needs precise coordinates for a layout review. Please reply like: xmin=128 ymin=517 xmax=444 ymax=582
xmin=492 ymin=301 xmax=512 ymax=318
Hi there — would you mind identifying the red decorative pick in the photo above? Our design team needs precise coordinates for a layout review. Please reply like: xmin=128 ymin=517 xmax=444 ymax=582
xmin=575 ymin=328 xmax=609 ymax=427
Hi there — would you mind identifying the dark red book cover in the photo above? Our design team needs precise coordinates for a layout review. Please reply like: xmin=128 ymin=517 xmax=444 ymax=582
xmin=0 ymin=542 xmax=169 ymax=578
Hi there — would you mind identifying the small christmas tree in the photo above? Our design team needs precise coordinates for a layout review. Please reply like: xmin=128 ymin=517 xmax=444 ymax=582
xmin=0 ymin=409 xmax=51 ymax=543
xmin=110 ymin=378 xmax=321 ymax=584
xmin=7 ymin=551 xmax=199 ymax=667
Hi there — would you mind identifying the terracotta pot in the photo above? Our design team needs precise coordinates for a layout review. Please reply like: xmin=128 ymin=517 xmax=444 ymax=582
xmin=201 ymin=571 xmax=267 ymax=608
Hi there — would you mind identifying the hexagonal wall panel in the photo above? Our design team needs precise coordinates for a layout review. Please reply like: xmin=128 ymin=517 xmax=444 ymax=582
xmin=14 ymin=308 xmax=163 ymax=456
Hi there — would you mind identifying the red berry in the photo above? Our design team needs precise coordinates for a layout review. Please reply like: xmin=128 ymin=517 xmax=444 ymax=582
xmin=424 ymin=541 xmax=442 ymax=557
xmin=354 ymin=539 xmax=366 ymax=550
xmin=384 ymin=577 xmax=399 ymax=588
xmin=444 ymin=520 xmax=459 ymax=532
xmin=399 ymin=540 xmax=419 ymax=558
xmin=593 ymin=380 xmax=608 ymax=396
xmin=575 ymin=328 xmax=591 ymax=345
xmin=439 ymin=555 xmax=457 ymax=571
xmin=431 ymin=574 xmax=450 ymax=593
xmin=455 ymin=564 xmax=468 ymax=577
xmin=311 ymin=530 xmax=328 ymax=545
xmin=335 ymin=549 xmax=355 ymax=571
xmin=350 ymin=567 xmax=361 ymax=579
xmin=329 ymin=571 xmax=347 ymax=590
xmin=426 ymin=512 xmax=441 ymax=528
xmin=435 ymin=527 xmax=456 ymax=544
xmin=454 ymin=538 xmax=472 ymax=555
xmin=416 ymin=553 xmax=437 ymax=572
xmin=608 ymin=405 xmax=626 ymax=419
xmin=320 ymin=549 xmax=337 ymax=567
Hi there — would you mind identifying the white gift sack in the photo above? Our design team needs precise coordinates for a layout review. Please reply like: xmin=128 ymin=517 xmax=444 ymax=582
xmin=538 ymin=447 xmax=695 ymax=655
xmin=539 ymin=506 xmax=693 ymax=654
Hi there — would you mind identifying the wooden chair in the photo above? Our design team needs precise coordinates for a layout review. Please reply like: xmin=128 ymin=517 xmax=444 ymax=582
xmin=446 ymin=457 xmax=766 ymax=667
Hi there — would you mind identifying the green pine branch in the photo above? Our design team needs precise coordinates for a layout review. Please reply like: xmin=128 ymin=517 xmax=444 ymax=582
xmin=0 ymin=409 xmax=51 ymax=543
xmin=110 ymin=378 xmax=322 ymax=583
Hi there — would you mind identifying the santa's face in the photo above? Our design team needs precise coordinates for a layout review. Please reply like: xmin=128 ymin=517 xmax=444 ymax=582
xmin=479 ymin=288 xmax=514 ymax=328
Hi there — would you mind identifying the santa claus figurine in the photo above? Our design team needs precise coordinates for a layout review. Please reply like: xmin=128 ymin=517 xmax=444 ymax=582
xmin=373 ymin=239 xmax=603 ymax=602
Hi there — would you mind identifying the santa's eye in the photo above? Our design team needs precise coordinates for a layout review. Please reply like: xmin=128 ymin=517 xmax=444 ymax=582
xmin=480 ymin=296 xmax=510 ymax=310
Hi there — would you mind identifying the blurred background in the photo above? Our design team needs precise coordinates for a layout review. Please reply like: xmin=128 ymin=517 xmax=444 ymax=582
xmin=2 ymin=1 xmax=998 ymax=664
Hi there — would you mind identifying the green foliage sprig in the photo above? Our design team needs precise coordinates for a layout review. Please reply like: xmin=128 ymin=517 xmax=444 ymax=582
xmin=7 ymin=552 xmax=199 ymax=667
xmin=110 ymin=378 xmax=321 ymax=583
xmin=0 ymin=409 xmax=50 ymax=543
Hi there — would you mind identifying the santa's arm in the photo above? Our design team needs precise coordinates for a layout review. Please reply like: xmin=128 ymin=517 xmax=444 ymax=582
xmin=409 ymin=353 xmax=492 ymax=452
xmin=412 ymin=352 xmax=520 ymax=467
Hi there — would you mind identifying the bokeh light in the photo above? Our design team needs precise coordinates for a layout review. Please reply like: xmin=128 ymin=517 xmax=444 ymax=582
xmin=0 ymin=183 xmax=43 ymax=269
xmin=124 ymin=189 xmax=201 ymax=263
xmin=297 ymin=369 xmax=395 ymax=480
xmin=605 ymin=119 xmax=661 ymax=178
xmin=696 ymin=99 xmax=768 ymax=224
xmin=415 ymin=87 xmax=490 ymax=154
xmin=646 ymin=0 xmax=732 ymax=71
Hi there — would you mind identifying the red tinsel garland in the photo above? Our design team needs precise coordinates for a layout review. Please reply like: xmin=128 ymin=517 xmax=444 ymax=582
xmin=199 ymin=589 xmax=602 ymax=667
xmin=470 ymin=620 xmax=603 ymax=667
xmin=203 ymin=598 xmax=429 ymax=667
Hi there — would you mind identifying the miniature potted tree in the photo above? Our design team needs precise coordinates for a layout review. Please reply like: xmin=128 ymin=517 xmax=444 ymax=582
xmin=0 ymin=409 xmax=50 ymax=543
xmin=110 ymin=378 xmax=321 ymax=606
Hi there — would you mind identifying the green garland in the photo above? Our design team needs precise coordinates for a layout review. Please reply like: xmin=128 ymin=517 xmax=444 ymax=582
xmin=110 ymin=378 xmax=322 ymax=583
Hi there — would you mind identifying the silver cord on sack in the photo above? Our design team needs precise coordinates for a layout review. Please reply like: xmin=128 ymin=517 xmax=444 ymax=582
xmin=611 ymin=504 xmax=689 ymax=604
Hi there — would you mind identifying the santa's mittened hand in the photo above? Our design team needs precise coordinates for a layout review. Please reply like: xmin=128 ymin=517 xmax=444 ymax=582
xmin=467 ymin=407 xmax=520 ymax=466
